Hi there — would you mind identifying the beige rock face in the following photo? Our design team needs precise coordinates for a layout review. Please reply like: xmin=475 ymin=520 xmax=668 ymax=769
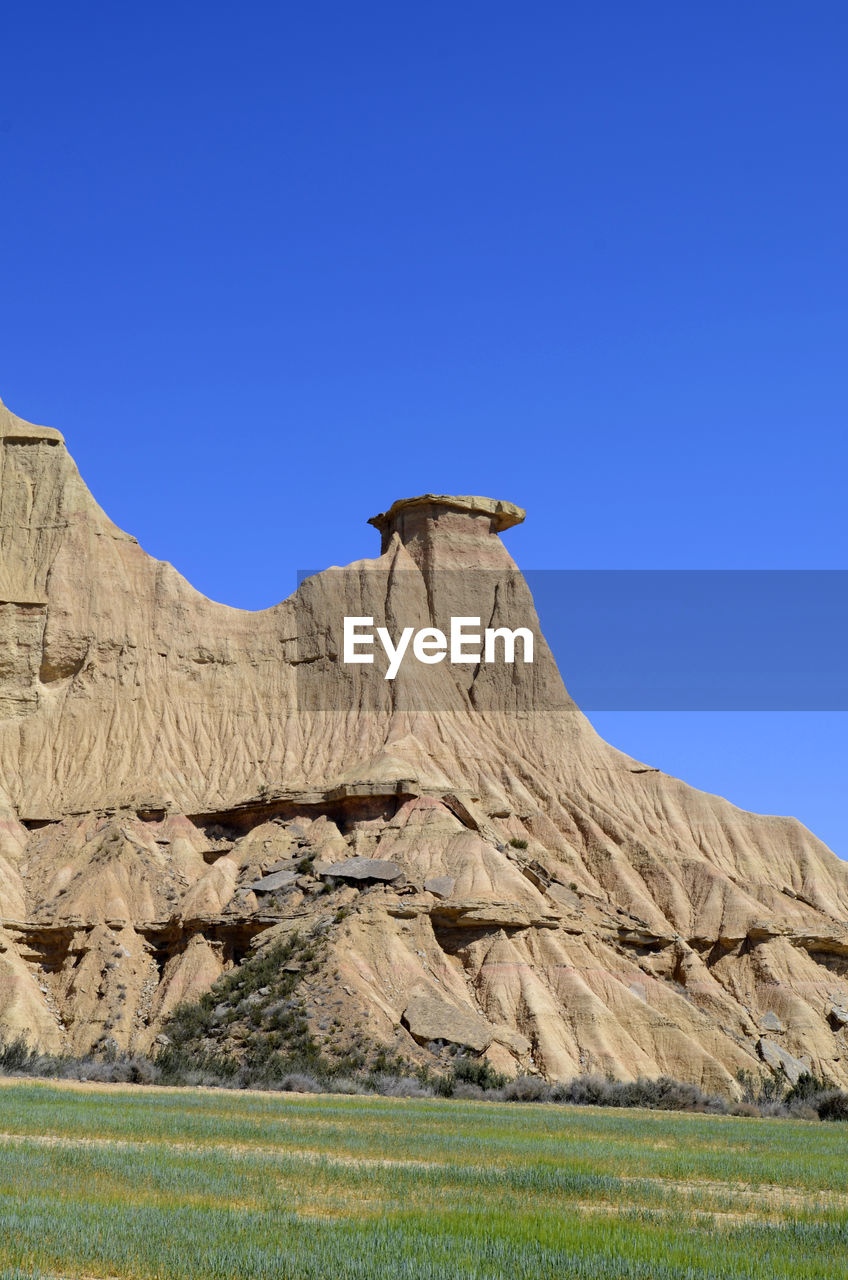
xmin=402 ymin=990 xmax=493 ymax=1052
xmin=2 ymin=393 xmax=848 ymax=1092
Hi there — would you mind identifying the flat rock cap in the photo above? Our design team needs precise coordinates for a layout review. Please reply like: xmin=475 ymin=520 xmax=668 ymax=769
xmin=247 ymin=869 xmax=297 ymax=893
xmin=0 ymin=395 xmax=64 ymax=443
xmin=368 ymin=494 xmax=525 ymax=535
xmin=318 ymin=856 xmax=403 ymax=882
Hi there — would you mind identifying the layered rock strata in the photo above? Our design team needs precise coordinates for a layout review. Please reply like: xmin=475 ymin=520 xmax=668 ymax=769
xmin=2 ymin=395 xmax=847 ymax=1092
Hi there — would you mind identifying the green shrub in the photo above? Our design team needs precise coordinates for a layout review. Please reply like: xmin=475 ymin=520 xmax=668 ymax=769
xmin=785 ymin=1071 xmax=830 ymax=1104
xmin=816 ymin=1089 xmax=848 ymax=1121
xmin=736 ymin=1068 xmax=785 ymax=1106
xmin=0 ymin=1036 xmax=37 ymax=1073
xmin=435 ymin=1056 xmax=507 ymax=1096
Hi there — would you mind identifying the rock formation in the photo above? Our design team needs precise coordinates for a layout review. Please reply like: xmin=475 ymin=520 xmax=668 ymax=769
xmin=2 ymin=394 xmax=848 ymax=1093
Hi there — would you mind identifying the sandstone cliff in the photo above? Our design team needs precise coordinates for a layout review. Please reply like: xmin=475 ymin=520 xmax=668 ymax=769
xmin=2 ymin=394 xmax=847 ymax=1092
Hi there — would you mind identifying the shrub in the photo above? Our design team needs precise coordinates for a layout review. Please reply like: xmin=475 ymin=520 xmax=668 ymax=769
xmin=273 ymin=1072 xmax=323 ymax=1094
xmin=785 ymin=1103 xmax=819 ymax=1122
xmin=785 ymin=1071 xmax=830 ymax=1104
xmin=325 ymin=1076 xmax=368 ymax=1096
xmin=451 ymin=1082 xmax=488 ymax=1100
xmin=0 ymin=1036 xmax=38 ymax=1074
xmin=81 ymin=1056 xmax=161 ymax=1086
xmin=502 ymin=1075 xmax=554 ymax=1103
xmin=434 ymin=1058 xmax=505 ymax=1097
xmin=376 ymin=1075 xmax=433 ymax=1099
xmin=729 ymin=1102 xmax=762 ymax=1118
xmin=736 ymin=1068 xmax=785 ymax=1107
xmin=559 ymin=1074 xmax=726 ymax=1114
xmin=816 ymin=1089 xmax=848 ymax=1121
xmin=508 ymin=838 xmax=528 ymax=850
xmin=450 ymin=1056 xmax=507 ymax=1092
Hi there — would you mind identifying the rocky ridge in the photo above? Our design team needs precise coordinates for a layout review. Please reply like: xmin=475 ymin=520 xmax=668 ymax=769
xmin=2 ymin=394 xmax=848 ymax=1093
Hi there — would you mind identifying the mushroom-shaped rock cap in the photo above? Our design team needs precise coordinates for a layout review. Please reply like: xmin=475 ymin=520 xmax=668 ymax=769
xmin=0 ymin=395 xmax=64 ymax=444
xmin=368 ymin=494 xmax=525 ymax=536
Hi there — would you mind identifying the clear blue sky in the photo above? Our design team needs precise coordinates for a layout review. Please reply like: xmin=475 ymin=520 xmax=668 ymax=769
xmin=2 ymin=3 xmax=846 ymax=854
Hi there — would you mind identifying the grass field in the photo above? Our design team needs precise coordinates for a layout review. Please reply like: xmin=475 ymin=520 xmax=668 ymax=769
xmin=0 ymin=1078 xmax=846 ymax=1279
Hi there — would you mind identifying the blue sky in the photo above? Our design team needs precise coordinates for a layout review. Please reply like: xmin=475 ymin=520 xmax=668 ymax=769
xmin=1 ymin=3 xmax=846 ymax=854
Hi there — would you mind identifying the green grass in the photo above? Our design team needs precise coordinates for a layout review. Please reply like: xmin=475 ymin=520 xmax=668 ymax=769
xmin=0 ymin=1079 xmax=846 ymax=1279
